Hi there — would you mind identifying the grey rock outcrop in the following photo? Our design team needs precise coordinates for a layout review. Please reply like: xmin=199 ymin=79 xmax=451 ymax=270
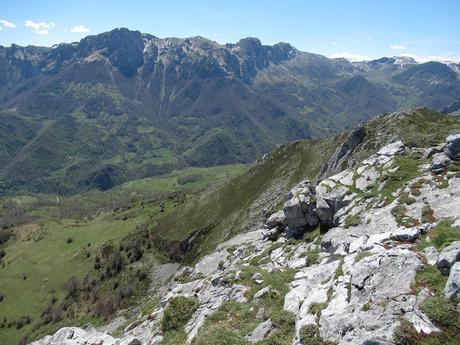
xmin=446 ymin=134 xmax=460 ymax=160
xmin=376 ymin=140 xmax=406 ymax=156
xmin=283 ymin=180 xmax=318 ymax=238
xmin=316 ymin=182 xmax=351 ymax=228
xmin=319 ymin=126 xmax=366 ymax=179
xmin=265 ymin=210 xmax=287 ymax=230
xmin=444 ymin=261 xmax=460 ymax=299
xmin=246 ymin=319 xmax=274 ymax=343
xmin=430 ymin=153 xmax=450 ymax=174
xmin=437 ymin=241 xmax=460 ymax=274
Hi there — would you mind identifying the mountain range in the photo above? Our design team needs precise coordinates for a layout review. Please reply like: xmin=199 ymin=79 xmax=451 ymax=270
xmin=1 ymin=28 xmax=460 ymax=195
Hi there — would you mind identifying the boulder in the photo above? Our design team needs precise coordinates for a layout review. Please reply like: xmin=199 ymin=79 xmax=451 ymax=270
xmin=253 ymin=286 xmax=271 ymax=300
xmin=246 ymin=319 xmax=274 ymax=343
xmin=256 ymin=307 xmax=265 ymax=320
xmin=430 ymin=153 xmax=450 ymax=174
xmin=377 ymin=140 xmax=406 ymax=156
xmin=444 ymin=261 xmax=460 ymax=299
xmin=423 ymin=144 xmax=445 ymax=158
xmin=423 ymin=246 xmax=439 ymax=266
xmin=127 ymin=340 xmax=142 ymax=345
xmin=437 ymin=241 xmax=460 ymax=274
xmin=262 ymin=226 xmax=283 ymax=241
xmin=446 ymin=134 xmax=460 ymax=161
xmin=252 ymin=272 xmax=264 ymax=284
xmin=283 ymin=180 xmax=319 ymax=238
xmin=316 ymin=184 xmax=350 ymax=228
xmin=265 ymin=210 xmax=286 ymax=230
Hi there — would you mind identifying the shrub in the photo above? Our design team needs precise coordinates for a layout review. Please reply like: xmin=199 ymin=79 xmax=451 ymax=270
xmin=66 ymin=237 xmax=73 ymax=244
xmin=299 ymin=324 xmax=321 ymax=345
xmin=421 ymin=205 xmax=436 ymax=223
xmin=0 ymin=229 xmax=12 ymax=244
xmin=420 ymin=296 xmax=457 ymax=327
xmin=361 ymin=303 xmax=371 ymax=311
xmin=391 ymin=204 xmax=418 ymax=228
xmin=118 ymin=284 xmax=134 ymax=299
xmin=177 ymin=174 xmax=201 ymax=185
xmin=161 ymin=296 xmax=199 ymax=332
xmin=393 ymin=319 xmax=420 ymax=345
xmin=268 ymin=309 xmax=296 ymax=344
xmin=413 ymin=265 xmax=446 ymax=294
xmin=94 ymin=294 xmax=122 ymax=318
xmin=399 ymin=192 xmax=416 ymax=205
xmin=14 ymin=316 xmax=31 ymax=329
xmin=308 ymin=302 xmax=328 ymax=317
xmin=64 ymin=276 xmax=80 ymax=297
xmin=344 ymin=214 xmax=360 ymax=227
xmin=416 ymin=219 xmax=460 ymax=250
xmin=0 ymin=293 xmax=4 ymax=302
xmin=193 ymin=325 xmax=250 ymax=345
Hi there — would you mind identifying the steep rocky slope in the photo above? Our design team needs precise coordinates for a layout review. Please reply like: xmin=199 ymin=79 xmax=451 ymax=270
xmin=1 ymin=29 xmax=460 ymax=195
xmin=29 ymin=114 xmax=460 ymax=344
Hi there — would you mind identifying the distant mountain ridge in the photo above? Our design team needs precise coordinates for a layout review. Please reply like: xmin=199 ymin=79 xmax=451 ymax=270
xmin=1 ymin=28 xmax=460 ymax=194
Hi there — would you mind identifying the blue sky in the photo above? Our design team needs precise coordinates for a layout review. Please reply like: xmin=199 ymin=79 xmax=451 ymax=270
xmin=1 ymin=0 xmax=459 ymax=62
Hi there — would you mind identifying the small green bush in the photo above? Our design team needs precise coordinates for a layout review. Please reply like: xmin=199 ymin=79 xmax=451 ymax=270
xmin=193 ymin=325 xmax=250 ymax=345
xmin=263 ymin=309 xmax=297 ymax=344
xmin=344 ymin=214 xmax=360 ymax=227
xmin=420 ymin=296 xmax=457 ymax=327
xmin=413 ymin=265 xmax=446 ymax=294
xmin=299 ymin=324 xmax=321 ymax=345
xmin=391 ymin=204 xmax=418 ymax=228
xmin=399 ymin=192 xmax=416 ymax=205
xmin=161 ymin=296 xmax=199 ymax=332
xmin=416 ymin=219 xmax=460 ymax=250
xmin=421 ymin=205 xmax=436 ymax=223
xmin=308 ymin=302 xmax=328 ymax=317
xmin=361 ymin=303 xmax=371 ymax=311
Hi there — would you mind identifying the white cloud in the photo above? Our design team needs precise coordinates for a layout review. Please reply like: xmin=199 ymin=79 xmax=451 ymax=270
xmin=400 ymin=52 xmax=460 ymax=63
xmin=390 ymin=44 xmax=406 ymax=50
xmin=25 ymin=20 xmax=55 ymax=35
xmin=0 ymin=19 xmax=17 ymax=28
xmin=69 ymin=25 xmax=90 ymax=33
xmin=329 ymin=52 xmax=375 ymax=62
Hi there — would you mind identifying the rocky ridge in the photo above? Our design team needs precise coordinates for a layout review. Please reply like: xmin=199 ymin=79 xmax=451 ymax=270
xmin=31 ymin=134 xmax=460 ymax=345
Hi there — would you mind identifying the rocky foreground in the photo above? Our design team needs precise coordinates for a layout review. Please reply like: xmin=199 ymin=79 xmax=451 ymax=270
xmin=31 ymin=135 xmax=460 ymax=345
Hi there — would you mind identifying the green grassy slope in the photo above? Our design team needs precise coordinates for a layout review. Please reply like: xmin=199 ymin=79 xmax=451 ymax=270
xmin=0 ymin=164 xmax=245 ymax=344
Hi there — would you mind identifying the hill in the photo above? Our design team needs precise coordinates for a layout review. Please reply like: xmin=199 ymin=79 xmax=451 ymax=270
xmin=1 ymin=29 xmax=460 ymax=194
